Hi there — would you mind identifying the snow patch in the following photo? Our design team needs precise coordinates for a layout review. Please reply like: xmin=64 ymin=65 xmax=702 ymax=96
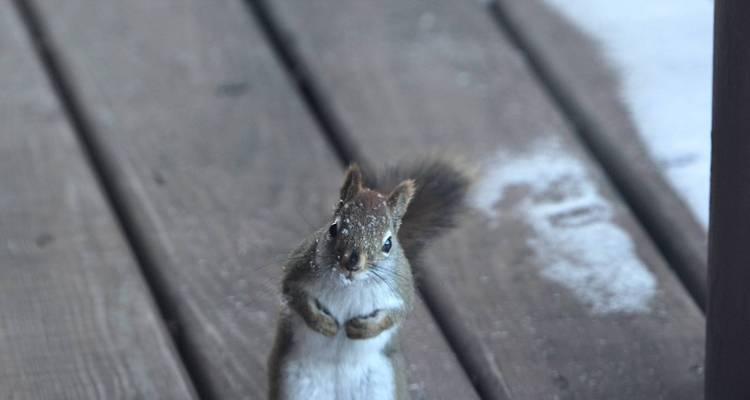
xmin=472 ymin=139 xmax=657 ymax=314
xmin=541 ymin=0 xmax=712 ymax=227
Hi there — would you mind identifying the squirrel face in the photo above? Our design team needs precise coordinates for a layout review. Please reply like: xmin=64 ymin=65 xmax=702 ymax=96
xmin=315 ymin=165 xmax=415 ymax=281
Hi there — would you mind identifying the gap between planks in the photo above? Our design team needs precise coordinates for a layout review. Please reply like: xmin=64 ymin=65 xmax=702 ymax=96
xmin=243 ymin=0 xmax=494 ymax=398
xmin=11 ymin=0 xmax=212 ymax=398
xmin=244 ymin=0 xmax=368 ymax=170
xmin=486 ymin=1 xmax=707 ymax=311
xmin=245 ymin=0 xmax=707 ymax=398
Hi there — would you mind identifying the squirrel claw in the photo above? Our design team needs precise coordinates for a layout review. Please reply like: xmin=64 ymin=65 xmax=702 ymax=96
xmin=310 ymin=299 xmax=339 ymax=337
xmin=314 ymin=315 xmax=339 ymax=337
xmin=345 ymin=310 xmax=388 ymax=340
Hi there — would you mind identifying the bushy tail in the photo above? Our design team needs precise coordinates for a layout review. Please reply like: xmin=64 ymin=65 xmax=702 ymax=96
xmin=364 ymin=159 xmax=473 ymax=262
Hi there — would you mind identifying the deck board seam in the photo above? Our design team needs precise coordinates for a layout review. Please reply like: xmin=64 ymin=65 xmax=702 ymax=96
xmin=485 ymin=0 xmax=707 ymax=311
xmin=243 ymin=0 xmax=495 ymax=398
xmin=12 ymin=1 xmax=209 ymax=398
xmin=243 ymin=0 xmax=368 ymax=171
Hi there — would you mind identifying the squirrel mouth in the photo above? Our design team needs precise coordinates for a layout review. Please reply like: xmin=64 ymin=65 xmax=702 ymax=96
xmin=339 ymin=269 xmax=366 ymax=281
xmin=344 ymin=270 xmax=360 ymax=280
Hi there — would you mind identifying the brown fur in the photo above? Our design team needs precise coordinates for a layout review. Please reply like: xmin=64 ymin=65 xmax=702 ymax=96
xmin=345 ymin=308 xmax=407 ymax=340
xmin=268 ymin=158 xmax=472 ymax=400
xmin=363 ymin=159 xmax=474 ymax=264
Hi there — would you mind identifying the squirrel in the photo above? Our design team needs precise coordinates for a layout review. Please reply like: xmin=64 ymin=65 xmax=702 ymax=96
xmin=268 ymin=159 xmax=472 ymax=400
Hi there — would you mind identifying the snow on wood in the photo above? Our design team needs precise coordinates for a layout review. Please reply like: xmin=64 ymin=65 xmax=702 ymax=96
xmin=541 ymin=0 xmax=713 ymax=227
xmin=473 ymin=138 xmax=657 ymax=314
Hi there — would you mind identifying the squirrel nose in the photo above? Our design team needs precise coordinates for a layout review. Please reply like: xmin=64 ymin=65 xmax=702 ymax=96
xmin=343 ymin=248 xmax=361 ymax=272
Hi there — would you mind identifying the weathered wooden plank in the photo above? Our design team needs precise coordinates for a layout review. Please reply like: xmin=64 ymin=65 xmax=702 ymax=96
xmin=489 ymin=0 xmax=709 ymax=308
xmin=0 ymin=2 xmax=196 ymax=398
xmin=507 ymin=0 xmax=713 ymax=227
xmin=28 ymin=0 xmax=480 ymax=398
xmin=706 ymin=0 xmax=750 ymax=398
xmin=264 ymin=0 xmax=706 ymax=398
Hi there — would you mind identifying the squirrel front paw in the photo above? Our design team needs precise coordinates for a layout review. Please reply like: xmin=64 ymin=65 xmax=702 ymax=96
xmin=307 ymin=299 xmax=339 ymax=337
xmin=345 ymin=310 xmax=393 ymax=340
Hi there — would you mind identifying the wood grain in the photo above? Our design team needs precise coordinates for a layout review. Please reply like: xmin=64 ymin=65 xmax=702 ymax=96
xmin=264 ymin=0 xmax=706 ymax=398
xmin=0 ymin=2 xmax=196 ymax=398
xmin=489 ymin=0 xmax=708 ymax=308
xmin=28 ymin=0 xmax=479 ymax=398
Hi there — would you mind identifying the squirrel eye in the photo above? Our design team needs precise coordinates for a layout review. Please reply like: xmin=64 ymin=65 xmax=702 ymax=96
xmin=329 ymin=222 xmax=338 ymax=237
xmin=382 ymin=236 xmax=392 ymax=253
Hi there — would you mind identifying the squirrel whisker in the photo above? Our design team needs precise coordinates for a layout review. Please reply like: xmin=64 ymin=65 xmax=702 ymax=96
xmin=269 ymin=159 xmax=471 ymax=400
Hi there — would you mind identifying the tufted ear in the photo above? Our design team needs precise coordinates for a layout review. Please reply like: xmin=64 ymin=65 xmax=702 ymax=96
xmin=340 ymin=164 xmax=363 ymax=202
xmin=387 ymin=179 xmax=415 ymax=221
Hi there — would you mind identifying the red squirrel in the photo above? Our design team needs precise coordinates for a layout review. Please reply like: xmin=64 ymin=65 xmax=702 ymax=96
xmin=268 ymin=160 xmax=471 ymax=400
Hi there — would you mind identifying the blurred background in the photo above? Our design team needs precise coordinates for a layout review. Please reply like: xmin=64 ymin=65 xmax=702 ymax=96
xmin=1 ymin=0 xmax=710 ymax=399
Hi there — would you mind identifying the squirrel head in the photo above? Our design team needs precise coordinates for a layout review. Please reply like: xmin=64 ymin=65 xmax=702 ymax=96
xmin=315 ymin=164 xmax=415 ymax=281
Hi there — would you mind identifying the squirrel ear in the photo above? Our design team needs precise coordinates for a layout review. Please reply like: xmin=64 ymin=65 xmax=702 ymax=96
xmin=387 ymin=179 xmax=416 ymax=221
xmin=340 ymin=164 xmax=363 ymax=202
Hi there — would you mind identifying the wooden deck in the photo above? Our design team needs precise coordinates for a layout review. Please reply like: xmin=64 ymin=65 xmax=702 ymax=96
xmin=1 ymin=0 xmax=706 ymax=399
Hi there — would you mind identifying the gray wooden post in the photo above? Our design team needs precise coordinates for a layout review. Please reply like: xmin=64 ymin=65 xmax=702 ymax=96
xmin=706 ymin=0 xmax=750 ymax=398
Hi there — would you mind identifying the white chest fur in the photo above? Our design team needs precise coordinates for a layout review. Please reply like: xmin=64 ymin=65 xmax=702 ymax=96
xmin=281 ymin=277 xmax=404 ymax=400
